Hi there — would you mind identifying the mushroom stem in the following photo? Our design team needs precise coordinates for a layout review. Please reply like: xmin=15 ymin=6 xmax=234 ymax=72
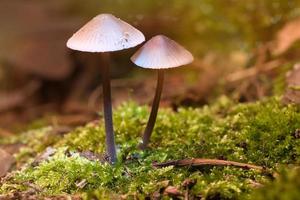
xmin=140 ymin=69 xmax=165 ymax=149
xmin=101 ymin=53 xmax=117 ymax=163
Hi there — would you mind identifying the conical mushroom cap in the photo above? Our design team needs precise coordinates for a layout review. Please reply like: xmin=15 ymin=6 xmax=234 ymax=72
xmin=131 ymin=35 xmax=193 ymax=69
xmin=67 ymin=14 xmax=145 ymax=52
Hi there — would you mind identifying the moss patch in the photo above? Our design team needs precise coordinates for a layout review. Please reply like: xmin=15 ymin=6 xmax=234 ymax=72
xmin=1 ymin=97 xmax=300 ymax=199
xmin=246 ymin=167 xmax=300 ymax=200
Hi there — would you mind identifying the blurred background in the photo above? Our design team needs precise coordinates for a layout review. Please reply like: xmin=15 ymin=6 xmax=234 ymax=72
xmin=1 ymin=0 xmax=300 ymax=131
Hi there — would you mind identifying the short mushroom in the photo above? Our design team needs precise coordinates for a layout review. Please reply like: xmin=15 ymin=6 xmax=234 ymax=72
xmin=131 ymin=35 xmax=193 ymax=149
xmin=67 ymin=14 xmax=145 ymax=163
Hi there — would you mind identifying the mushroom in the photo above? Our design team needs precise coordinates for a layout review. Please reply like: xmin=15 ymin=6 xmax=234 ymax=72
xmin=67 ymin=14 xmax=145 ymax=163
xmin=131 ymin=35 xmax=193 ymax=149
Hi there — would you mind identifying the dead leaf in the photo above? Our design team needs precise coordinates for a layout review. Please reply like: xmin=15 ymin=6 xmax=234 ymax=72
xmin=273 ymin=17 xmax=300 ymax=56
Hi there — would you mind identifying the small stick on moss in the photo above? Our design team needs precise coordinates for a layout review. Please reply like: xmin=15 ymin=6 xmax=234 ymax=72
xmin=153 ymin=158 xmax=264 ymax=171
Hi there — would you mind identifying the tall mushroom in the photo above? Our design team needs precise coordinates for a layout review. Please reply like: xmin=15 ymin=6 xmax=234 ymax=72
xmin=131 ymin=35 xmax=193 ymax=149
xmin=67 ymin=14 xmax=145 ymax=163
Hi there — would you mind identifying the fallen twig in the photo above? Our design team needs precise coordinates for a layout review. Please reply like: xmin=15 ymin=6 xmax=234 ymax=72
xmin=153 ymin=158 xmax=264 ymax=171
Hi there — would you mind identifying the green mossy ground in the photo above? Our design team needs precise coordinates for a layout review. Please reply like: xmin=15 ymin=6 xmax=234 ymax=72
xmin=1 ymin=97 xmax=300 ymax=199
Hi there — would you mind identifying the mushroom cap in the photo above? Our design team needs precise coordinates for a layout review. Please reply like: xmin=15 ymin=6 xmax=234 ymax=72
xmin=67 ymin=14 xmax=145 ymax=52
xmin=131 ymin=35 xmax=193 ymax=69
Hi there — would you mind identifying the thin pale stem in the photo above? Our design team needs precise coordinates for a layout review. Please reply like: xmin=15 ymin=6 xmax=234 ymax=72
xmin=140 ymin=69 xmax=165 ymax=149
xmin=101 ymin=53 xmax=117 ymax=163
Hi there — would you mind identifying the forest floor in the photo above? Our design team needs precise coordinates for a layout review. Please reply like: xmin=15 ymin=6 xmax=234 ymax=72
xmin=0 ymin=97 xmax=299 ymax=199
xmin=1 ymin=1 xmax=300 ymax=199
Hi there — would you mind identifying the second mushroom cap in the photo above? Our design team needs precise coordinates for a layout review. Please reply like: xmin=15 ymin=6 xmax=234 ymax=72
xmin=131 ymin=35 xmax=194 ymax=69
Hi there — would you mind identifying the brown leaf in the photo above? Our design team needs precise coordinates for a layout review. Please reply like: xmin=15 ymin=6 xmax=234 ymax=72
xmin=273 ymin=17 xmax=300 ymax=56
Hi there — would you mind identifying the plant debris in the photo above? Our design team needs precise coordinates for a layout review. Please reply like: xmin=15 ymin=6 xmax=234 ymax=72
xmin=153 ymin=158 xmax=264 ymax=171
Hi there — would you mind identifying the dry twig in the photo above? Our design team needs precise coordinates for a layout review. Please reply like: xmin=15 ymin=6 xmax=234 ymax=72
xmin=153 ymin=158 xmax=264 ymax=171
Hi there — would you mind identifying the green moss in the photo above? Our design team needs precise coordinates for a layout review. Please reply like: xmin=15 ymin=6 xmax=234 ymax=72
xmin=0 ymin=127 xmax=63 ymax=165
xmin=1 ymin=98 xmax=300 ymax=199
xmin=246 ymin=167 xmax=300 ymax=200
xmin=56 ymin=124 xmax=106 ymax=154
xmin=12 ymin=148 xmax=126 ymax=195
xmin=56 ymin=102 xmax=149 ymax=154
xmin=0 ymin=127 xmax=61 ymax=151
